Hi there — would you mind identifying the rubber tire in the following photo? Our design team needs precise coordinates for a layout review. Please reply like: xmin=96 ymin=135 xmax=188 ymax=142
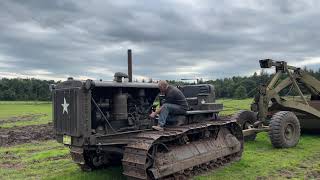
xmin=269 ymin=111 xmax=301 ymax=148
xmin=233 ymin=110 xmax=257 ymax=141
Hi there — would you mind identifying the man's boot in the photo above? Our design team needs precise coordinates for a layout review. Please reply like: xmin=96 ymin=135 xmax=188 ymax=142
xmin=152 ymin=125 xmax=164 ymax=131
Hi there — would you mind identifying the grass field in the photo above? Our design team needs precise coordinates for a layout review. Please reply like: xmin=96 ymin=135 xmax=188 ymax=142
xmin=218 ymin=98 xmax=252 ymax=115
xmin=1 ymin=99 xmax=320 ymax=180
xmin=0 ymin=101 xmax=52 ymax=128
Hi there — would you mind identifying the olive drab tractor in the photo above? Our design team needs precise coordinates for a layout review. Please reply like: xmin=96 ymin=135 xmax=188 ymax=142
xmin=52 ymin=50 xmax=244 ymax=179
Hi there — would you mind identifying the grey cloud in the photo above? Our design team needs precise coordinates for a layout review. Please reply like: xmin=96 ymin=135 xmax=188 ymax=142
xmin=0 ymin=0 xmax=320 ymax=81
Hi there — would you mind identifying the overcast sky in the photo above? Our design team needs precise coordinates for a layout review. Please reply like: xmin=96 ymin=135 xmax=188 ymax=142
xmin=1 ymin=0 xmax=320 ymax=81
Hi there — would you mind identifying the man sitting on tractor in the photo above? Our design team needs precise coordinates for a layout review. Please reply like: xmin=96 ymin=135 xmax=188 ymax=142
xmin=150 ymin=80 xmax=188 ymax=131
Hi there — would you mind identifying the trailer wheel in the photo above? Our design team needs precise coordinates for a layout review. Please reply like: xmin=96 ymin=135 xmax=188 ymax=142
xmin=233 ymin=110 xmax=257 ymax=141
xmin=269 ymin=111 xmax=300 ymax=148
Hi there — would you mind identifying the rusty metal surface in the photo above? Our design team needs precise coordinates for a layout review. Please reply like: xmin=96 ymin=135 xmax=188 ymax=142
xmin=70 ymin=146 xmax=85 ymax=165
xmin=122 ymin=121 xmax=243 ymax=179
xmin=93 ymin=120 xmax=235 ymax=146
xmin=242 ymin=126 xmax=270 ymax=136
xmin=151 ymin=129 xmax=241 ymax=178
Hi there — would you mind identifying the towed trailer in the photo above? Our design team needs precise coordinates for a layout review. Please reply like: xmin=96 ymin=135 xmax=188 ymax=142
xmin=235 ymin=59 xmax=320 ymax=148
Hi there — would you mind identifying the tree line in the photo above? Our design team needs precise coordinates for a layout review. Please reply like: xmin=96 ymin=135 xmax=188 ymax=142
xmin=1 ymin=67 xmax=320 ymax=101
xmin=0 ymin=78 xmax=54 ymax=101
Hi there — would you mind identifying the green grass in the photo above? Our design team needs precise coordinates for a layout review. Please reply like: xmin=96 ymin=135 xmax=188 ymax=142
xmin=0 ymin=101 xmax=52 ymax=128
xmin=0 ymin=141 xmax=123 ymax=180
xmin=197 ymin=133 xmax=320 ymax=180
xmin=0 ymin=101 xmax=51 ymax=105
xmin=217 ymin=98 xmax=252 ymax=115
xmin=1 ymin=99 xmax=320 ymax=180
xmin=1 ymin=134 xmax=320 ymax=180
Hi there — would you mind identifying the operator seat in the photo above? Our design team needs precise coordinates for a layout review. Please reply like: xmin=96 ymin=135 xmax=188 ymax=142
xmin=166 ymin=85 xmax=215 ymax=127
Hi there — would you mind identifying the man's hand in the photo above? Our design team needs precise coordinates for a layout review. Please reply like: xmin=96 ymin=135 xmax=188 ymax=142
xmin=149 ymin=106 xmax=162 ymax=119
xmin=149 ymin=112 xmax=157 ymax=118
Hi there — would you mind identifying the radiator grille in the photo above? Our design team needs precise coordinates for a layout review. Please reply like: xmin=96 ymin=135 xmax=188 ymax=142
xmin=53 ymin=88 xmax=80 ymax=136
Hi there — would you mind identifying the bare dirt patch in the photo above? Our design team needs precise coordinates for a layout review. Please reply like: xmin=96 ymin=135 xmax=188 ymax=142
xmin=47 ymin=154 xmax=70 ymax=161
xmin=306 ymin=170 xmax=320 ymax=179
xmin=0 ymin=113 xmax=47 ymax=124
xmin=0 ymin=161 xmax=24 ymax=170
xmin=277 ymin=169 xmax=295 ymax=179
xmin=0 ymin=123 xmax=54 ymax=147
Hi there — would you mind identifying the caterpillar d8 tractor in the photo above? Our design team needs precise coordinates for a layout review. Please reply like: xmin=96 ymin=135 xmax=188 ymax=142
xmin=51 ymin=50 xmax=243 ymax=179
xmin=235 ymin=59 xmax=320 ymax=148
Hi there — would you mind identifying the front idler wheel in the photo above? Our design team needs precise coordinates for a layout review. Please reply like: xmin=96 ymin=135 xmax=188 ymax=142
xmin=269 ymin=111 xmax=300 ymax=148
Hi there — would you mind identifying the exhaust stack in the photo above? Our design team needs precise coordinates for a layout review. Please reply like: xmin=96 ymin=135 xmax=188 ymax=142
xmin=128 ymin=49 xmax=132 ymax=82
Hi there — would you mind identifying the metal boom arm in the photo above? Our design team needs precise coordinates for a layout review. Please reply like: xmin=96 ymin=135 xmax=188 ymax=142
xmin=252 ymin=59 xmax=320 ymax=122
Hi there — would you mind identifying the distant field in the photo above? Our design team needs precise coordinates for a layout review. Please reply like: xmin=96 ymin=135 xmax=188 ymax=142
xmin=0 ymin=101 xmax=52 ymax=128
xmin=1 ymin=100 xmax=320 ymax=180
xmin=217 ymin=98 xmax=252 ymax=115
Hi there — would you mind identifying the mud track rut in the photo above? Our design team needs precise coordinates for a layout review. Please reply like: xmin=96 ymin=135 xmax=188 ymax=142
xmin=0 ymin=113 xmax=47 ymax=124
xmin=0 ymin=123 xmax=54 ymax=147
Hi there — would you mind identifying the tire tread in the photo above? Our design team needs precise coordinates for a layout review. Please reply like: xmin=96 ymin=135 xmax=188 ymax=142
xmin=269 ymin=111 xmax=300 ymax=148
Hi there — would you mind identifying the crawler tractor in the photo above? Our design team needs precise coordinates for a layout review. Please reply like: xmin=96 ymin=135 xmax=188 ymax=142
xmin=52 ymin=50 xmax=243 ymax=179
xmin=235 ymin=59 xmax=320 ymax=148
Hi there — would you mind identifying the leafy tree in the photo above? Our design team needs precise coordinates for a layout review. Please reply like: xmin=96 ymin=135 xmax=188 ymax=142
xmin=241 ymin=80 xmax=257 ymax=97
xmin=234 ymin=85 xmax=247 ymax=99
xmin=2 ymin=89 xmax=16 ymax=100
xmin=0 ymin=78 xmax=53 ymax=101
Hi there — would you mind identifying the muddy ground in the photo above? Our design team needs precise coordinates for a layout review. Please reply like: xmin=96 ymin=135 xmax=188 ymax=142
xmin=0 ymin=123 xmax=54 ymax=147
xmin=0 ymin=113 xmax=47 ymax=125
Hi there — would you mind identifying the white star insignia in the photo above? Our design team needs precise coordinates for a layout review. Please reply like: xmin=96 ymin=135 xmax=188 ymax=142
xmin=61 ymin=97 xmax=69 ymax=114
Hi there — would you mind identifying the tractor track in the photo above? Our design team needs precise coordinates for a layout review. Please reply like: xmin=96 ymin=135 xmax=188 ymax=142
xmin=122 ymin=120 xmax=243 ymax=179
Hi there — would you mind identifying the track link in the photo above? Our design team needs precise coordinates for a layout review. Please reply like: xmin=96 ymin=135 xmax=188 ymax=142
xmin=122 ymin=121 xmax=243 ymax=179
